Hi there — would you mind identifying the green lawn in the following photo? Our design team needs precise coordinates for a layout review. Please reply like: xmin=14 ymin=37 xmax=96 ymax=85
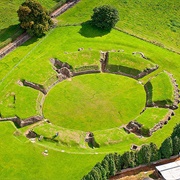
xmin=58 ymin=0 xmax=180 ymax=52
xmin=148 ymin=72 xmax=174 ymax=106
xmin=0 ymin=122 xmax=104 ymax=180
xmin=43 ymin=73 xmax=146 ymax=131
xmin=0 ymin=15 xmax=180 ymax=180
xmin=136 ymin=108 xmax=170 ymax=129
xmin=108 ymin=52 xmax=156 ymax=75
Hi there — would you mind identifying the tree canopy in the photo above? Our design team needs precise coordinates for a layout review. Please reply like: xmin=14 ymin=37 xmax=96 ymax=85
xmin=91 ymin=5 xmax=119 ymax=30
xmin=17 ymin=0 xmax=53 ymax=37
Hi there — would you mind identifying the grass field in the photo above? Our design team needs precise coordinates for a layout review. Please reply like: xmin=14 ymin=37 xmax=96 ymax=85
xmin=0 ymin=1 xmax=180 ymax=179
xmin=136 ymin=108 xmax=170 ymax=129
xmin=0 ymin=23 xmax=180 ymax=179
xmin=43 ymin=73 xmax=146 ymax=131
xmin=108 ymin=52 xmax=156 ymax=75
xmin=148 ymin=72 xmax=174 ymax=106
xmin=58 ymin=0 xmax=180 ymax=52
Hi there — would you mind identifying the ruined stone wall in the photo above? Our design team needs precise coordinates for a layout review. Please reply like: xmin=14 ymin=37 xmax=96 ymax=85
xmin=100 ymin=51 xmax=109 ymax=72
xmin=149 ymin=110 xmax=175 ymax=136
xmin=50 ymin=0 xmax=80 ymax=18
xmin=23 ymin=80 xmax=47 ymax=95
xmin=21 ymin=116 xmax=43 ymax=127
xmin=0 ymin=115 xmax=43 ymax=127
xmin=136 ymin=65 xmax=159 ymax=79
xmin=0 ymin=33 xmax=31 ymax=59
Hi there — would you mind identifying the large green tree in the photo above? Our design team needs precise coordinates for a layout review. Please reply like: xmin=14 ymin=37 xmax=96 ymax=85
xmin=160 ymin=137 xmax=173 ymax=158
xmin=172 ymin=136 xmax=180 ymax=155
xmin=91 ymin=5 xmax=119 ymax=30
xmin=17 ymin=0 xmax=53 ymax=36
xmin=150 ymin=142 xmax=161 ymax=162
xmin=121 ymin=151 xmax=136 ymax=169
xmin=137 ymin=144 xmax=151 ymax=165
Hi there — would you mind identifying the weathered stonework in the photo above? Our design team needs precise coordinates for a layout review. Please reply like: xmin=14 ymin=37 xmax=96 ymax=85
xmin=0 ymin=115 xmax=43 ymax=128
xmin=100 ymin=51 xmax=109 ymax=72
xmin=22 ymin=80 xmax=47 ymax=95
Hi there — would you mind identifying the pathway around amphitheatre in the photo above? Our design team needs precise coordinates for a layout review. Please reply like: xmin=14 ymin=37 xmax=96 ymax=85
xmin=0 ymin=0 xmax=80 ymax=59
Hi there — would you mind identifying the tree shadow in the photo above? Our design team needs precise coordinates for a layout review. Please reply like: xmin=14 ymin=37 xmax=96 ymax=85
xmin=0 ymin=24 xmax=40 ymax=48
xmin=20 ymin=36 xmax=39 ymax=47
xmin=0 ymin=24 xmax=23 ymax=42
xmin=79 ymin=21 xmax=111 ymax=38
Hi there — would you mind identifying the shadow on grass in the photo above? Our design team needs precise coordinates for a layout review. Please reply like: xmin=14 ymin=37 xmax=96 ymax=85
xmin=0 ymin=24 xmax=23 ymax=42
xmin=79 ymin=21 xmax=111 ymax=38
xmin=107 ymin=64 xmax=141 ymax=76
xmin=144 ymin=81 xmax=153 ymax=105
xmin=88 ymin=139 xmax=100 ymax=149
xmin=145 ymin=81 xmax=173 ymax=106
xmin=154 ymin=99 xmax=173 ymax=106
xmin=20 ymin=36 xmax=39 ymax=47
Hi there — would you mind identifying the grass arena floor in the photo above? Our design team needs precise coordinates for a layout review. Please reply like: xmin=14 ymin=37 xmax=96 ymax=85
xmin=43 ymin=73 xmax=146 ymax=131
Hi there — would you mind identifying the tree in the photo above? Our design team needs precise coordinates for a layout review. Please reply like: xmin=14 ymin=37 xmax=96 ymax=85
xmin=160 ymin=137 xmax=173 ymax=158
xmin=101 ymin=159 xmax=110 ymax=179
xmin=94 ymin=162 xmax=106 ymax=180
xmin=17 ymin=0 xmax=53 ymax=37
xmin=137 ymin=144 xmax=151 ymax=165
xmin=114 ymin=153 xmax=121 ymax=172
xmin=109 ymin=158 xmax=116 ymax=176
xmin=90 ymin=168 xmax=100 ymax=180
xmin=149 ymin=142 xmax=161 ymax=162
xmin=172 ymin=136 xmax=180 ymax=155
xmin=91 ymin=5 xmax=119 ymax=30
xmin=121 ymin=151 xmax=136 ymax=169
xmin=171 ymin=123 xmax=180 ymax=139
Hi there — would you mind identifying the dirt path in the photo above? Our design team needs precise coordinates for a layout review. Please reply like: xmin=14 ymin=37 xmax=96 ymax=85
xmin=0 ymin=0 xmax=80 ymax=59
xmin=110 ymin=156 xmax=180 ymax=180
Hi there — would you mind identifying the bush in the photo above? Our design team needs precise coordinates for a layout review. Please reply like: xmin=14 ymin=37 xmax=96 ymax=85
xmin=91 ymin=5 xmax=119 ymax=30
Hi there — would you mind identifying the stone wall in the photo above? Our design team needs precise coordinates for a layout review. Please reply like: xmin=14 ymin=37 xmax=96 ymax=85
xmin=167 ymin=72 xmax=180 ymax=110
xmin=0 ymin=115 xmax=43 ymax=128
xmin=21 ymin=116 xmax=43 ymax=127
xmin=132 ymin=52 xmax=148 ymax=59
xmin=0 ymin=33 xmax=31 ymax=59
xmin=126 ymin=121 xmax=142 ymax=134
xmin=50 ymin=0 xmax=80 ymax=18
xmin=100 ymin=51 xmax=109 ymax=72
xmin=22 ymin=80 xmax=47 ymax=95
xmin=136 ymin=65 xmax=159 ymax=79
xmin=148 ymin=110 xmax=174 ymax=136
